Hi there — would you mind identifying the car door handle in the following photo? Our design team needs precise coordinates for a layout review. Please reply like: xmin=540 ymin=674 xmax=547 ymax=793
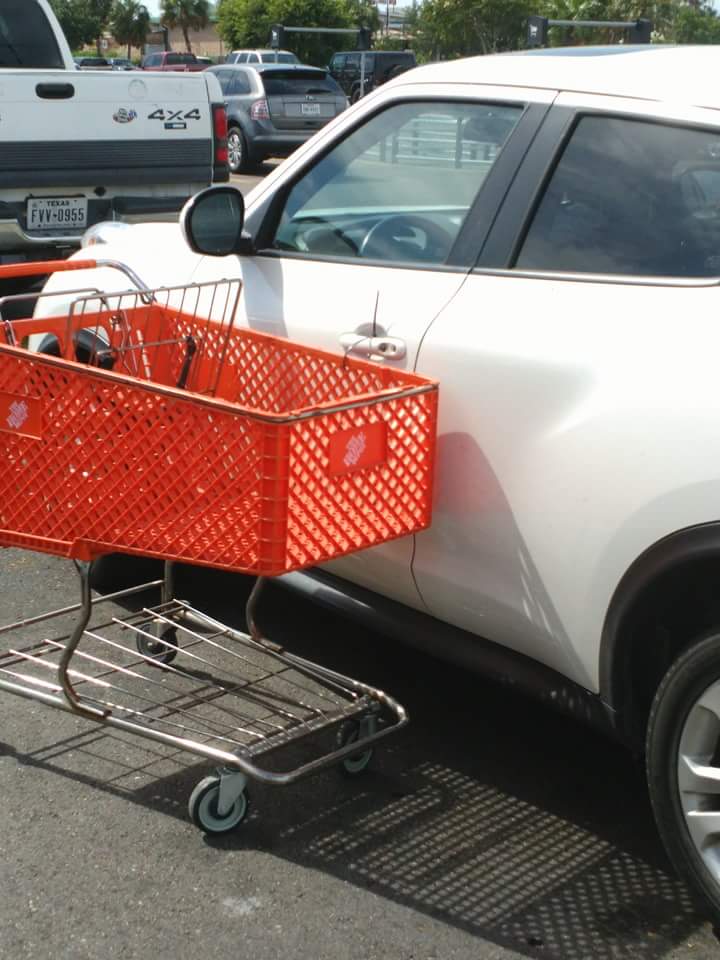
xmin=36 ymin=83 xmax=75 ymax=99
xmin=339 ymin=333 xmax=406 ymax=361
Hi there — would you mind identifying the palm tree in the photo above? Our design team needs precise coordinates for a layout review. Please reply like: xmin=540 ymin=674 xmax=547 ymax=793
xmin=161 ymin=0 xmax=210 ymax=53
xmin=111 ymin=0 xmax=151 ymax=59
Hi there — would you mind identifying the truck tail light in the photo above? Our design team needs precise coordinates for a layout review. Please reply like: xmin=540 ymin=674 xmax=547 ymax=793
xmin=212 ymin=103 xmax=229 ymax=181
xmin=250 ymin=99 xmax=270 ymax=121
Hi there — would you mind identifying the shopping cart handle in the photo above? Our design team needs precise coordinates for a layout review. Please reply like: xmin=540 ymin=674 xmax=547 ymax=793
xmin=0 ymin=259 xmax=98 ymax=280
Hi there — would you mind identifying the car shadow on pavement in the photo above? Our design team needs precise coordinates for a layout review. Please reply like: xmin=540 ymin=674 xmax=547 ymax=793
xmin=1 ymin=563 xmax=715 ymax=959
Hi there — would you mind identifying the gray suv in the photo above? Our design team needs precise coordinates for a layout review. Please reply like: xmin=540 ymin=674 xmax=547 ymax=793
xmin=208 ymin=63 xmax=348 ymax=173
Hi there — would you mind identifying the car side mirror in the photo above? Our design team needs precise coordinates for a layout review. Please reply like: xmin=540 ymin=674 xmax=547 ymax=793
xmin=180 ymin=185 xmax=253 ymax=257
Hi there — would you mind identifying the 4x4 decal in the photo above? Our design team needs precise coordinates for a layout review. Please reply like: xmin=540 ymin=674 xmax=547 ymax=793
xmin=148 ymin=107 xmax=202 ymax=129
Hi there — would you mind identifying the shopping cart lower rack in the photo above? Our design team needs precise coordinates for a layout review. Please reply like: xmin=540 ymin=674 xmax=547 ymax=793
xmin=0 ymin=259 xmax=438 ymax=834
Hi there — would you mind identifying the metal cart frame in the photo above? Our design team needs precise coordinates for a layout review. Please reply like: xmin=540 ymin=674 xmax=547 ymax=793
xmin=0 ymin=259 xmax=436 ymax=833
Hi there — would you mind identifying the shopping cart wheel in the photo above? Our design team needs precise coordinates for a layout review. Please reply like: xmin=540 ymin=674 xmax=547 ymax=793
xmin=136 ymin=621 xmax=178 ymax=665
xmin=188 ymin=775 xmax=250 ymax=834
xmin=337 ymin=719 xmax=374 ymax=777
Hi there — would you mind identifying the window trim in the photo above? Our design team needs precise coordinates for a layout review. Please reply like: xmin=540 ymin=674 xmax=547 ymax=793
xmin=251 ymin=96 xmax=549 ymax=273
xmin=478 ymin=103 xmax=720 ymax=283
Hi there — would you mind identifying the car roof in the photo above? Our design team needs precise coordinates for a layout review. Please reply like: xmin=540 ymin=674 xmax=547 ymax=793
xmin=400 ymin=46 xmax=720 ymax=111
xmin=231 ymin=49 xmax=295 ymax=55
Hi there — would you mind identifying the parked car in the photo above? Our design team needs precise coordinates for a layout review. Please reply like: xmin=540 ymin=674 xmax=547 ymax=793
xmin=141 ymin=51 xmax=207 ymax=71
xmin=74 ymin=55 xmax=112 ymax=70
xmin=207 ymin=63 xmax=347 ymax=172
xmin=226 ymin=49 xmax=299 ymax=65
xmin=39 ymin=44 xmax=720 ymax=926
xmin=107 ymin=57 xmax=137 ymax=70
xmin=328 ymin=49 xmax=415 ymax=102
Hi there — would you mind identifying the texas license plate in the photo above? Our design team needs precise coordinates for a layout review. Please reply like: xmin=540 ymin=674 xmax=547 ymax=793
xmin=301 ymin=102 xmax=321 ymax=116
xmin=27 ymin=197 xmax=88 ymax=230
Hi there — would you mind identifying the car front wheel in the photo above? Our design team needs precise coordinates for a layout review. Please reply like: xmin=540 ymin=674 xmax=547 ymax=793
xmin=647 ymin=631 xmax=720 ymax=924
xmin=227 ymin=126 xmax=248 ymax=174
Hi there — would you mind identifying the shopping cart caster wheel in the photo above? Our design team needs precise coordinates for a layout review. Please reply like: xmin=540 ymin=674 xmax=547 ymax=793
xmin=188 ymin=775 xmax=250 ymax=834
xmin=337 ymin=720 xmax=374 ymax=777
xmin=136 ymin=621 xmax=178 ymax=665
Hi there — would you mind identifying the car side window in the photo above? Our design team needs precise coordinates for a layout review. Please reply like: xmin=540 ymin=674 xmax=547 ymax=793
xmin=516 ymin=115 xmax=720 ymax=278
xmin=271 ymin=100 xmax=523 ymax=265
xmin=229 ymin=71 xmax=251 ymax=95
xmin=214 ymin=69 xmax=232 ymax=94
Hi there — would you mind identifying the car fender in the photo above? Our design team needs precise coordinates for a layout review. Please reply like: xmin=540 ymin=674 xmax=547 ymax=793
xmin=571 ymin=435 xmax=720 ymax=694
xmin=226 ymin=109 xmax=252 ymax=136
xmin=600 ymin=520 xmax=720 ymax=708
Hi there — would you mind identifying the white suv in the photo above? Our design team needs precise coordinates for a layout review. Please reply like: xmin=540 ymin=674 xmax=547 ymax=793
xmin=226 ymin=49 xmax=299 ymax=65
xmin=40 ymin=44 xmax=720 ymax=925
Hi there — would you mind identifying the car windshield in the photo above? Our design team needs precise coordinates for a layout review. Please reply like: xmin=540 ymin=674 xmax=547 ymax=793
xmin=262 ymin=71 xmax=342 ymax=96
xmin=0 ymin=0 xmax=64 ymax=68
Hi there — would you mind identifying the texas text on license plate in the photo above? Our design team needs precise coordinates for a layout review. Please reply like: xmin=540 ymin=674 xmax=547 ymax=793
xmin=301 ymin=102 xmax=321 ymax=116
xmin=27 ymin=197 xmax=88 ymax=230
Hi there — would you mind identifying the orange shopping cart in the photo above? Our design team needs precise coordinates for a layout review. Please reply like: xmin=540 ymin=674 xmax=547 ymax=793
xmin=0 ymin=259 xmax=438 ymax=833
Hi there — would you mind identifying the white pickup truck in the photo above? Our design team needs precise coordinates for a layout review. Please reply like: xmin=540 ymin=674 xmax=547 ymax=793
xmin=0 ymin=0 xmax=227 ymax=264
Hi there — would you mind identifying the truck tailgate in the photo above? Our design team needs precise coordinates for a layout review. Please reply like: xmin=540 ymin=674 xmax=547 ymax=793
xmin=0 ymin=71 xmax=216 ymax=187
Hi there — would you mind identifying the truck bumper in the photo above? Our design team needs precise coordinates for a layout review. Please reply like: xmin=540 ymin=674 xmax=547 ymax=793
xmin=0 ymin=195 xmax=189 ymax=256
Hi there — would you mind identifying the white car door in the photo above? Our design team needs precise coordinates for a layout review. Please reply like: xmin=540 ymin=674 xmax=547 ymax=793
xmin=193 ymin=85 xmax=554 ymax=607
xmin=411 ymin=95 xmax=720 ymax=688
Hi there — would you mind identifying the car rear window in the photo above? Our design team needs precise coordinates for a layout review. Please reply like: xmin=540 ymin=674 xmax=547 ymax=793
xmin=0 ymin=0 xmax=64 ymax=68
xmin=261 ymin=71 xmax=342 ymax=96
xmin=260 ymin=53 xmax=298 ymax=63
xmin=167 ymin=53 xmax=196 ymax=65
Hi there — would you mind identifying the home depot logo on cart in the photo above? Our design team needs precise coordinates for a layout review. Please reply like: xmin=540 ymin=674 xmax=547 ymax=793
xmin=328 ymin=422 xmax=387 ymax=476
xmin=0 ymin=392 xmax=42 ymax=439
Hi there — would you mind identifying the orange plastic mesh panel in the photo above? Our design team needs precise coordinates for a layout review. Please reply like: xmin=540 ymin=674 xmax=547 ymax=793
xmin=0 ymin=297 xmax=438 ymax=575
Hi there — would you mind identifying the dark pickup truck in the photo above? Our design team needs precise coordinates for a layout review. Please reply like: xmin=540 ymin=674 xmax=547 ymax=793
xmin=141 ymin=51 xmax=207 ymax=72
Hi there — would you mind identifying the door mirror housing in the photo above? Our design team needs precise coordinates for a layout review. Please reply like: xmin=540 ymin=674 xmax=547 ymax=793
xmin=180 ymin=185 xmax=252 ymax=257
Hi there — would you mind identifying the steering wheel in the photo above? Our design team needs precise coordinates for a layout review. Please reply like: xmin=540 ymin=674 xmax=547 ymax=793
xmin=359 ymin=214 xmax=454 ymax=262
xmin=291 ymin=215 xmax=359 ymax=256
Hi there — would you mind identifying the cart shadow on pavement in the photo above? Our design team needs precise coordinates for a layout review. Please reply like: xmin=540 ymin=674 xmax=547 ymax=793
xmin=1 ymin=562 xmax=715 ymax=959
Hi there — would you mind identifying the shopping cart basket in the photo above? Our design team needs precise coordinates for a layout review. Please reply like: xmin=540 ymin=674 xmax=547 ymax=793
xmin=0 ymin=259 xmax=439 ymax=833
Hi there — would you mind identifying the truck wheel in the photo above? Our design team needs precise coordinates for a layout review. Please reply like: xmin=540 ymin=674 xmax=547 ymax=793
xmin=227 ymin=126 xmax=248 ymax=174
xmin=647 ymin=631 xmax=720 ymax=925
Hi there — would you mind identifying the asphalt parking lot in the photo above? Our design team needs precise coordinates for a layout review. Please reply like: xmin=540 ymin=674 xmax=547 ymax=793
xmin=1 ymin=550 xmax=719 ymax=960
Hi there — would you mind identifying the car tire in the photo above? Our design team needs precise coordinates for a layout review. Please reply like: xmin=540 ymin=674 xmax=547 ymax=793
xmin=227 ymin=126 xmax=249 ymax=174
xmin=647 ymin=630 xmax=720 ymax=925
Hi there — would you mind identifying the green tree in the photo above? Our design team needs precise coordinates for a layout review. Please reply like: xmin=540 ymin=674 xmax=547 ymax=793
xmin=161 ymin=0 xmax=210 ymax=52
xmin=111 ymin=0 xmax=151 ymax=58
xmin=217 ymin=0 xmax=379 ymax=66
xmin=50 ymin=0 xmax=113 ymax=51
xmin=538 ymin=1 xmax=678 ymax=44
xmin=672 ymin=0 xmax=720 ymax=43
xmin=409 ymin=0 xmax=531 ymax=60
